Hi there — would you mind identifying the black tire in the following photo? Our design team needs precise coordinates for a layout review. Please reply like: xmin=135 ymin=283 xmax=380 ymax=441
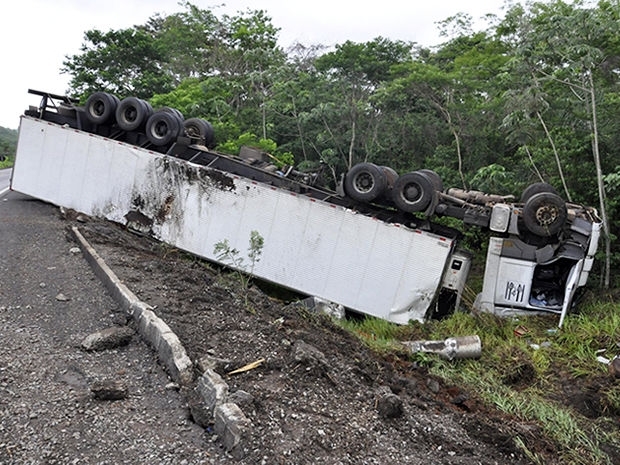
xmin=145 ymin=110 xmax=184 ymax=146
xmin=116 ymin=97 xmax=153 ymax=131
xmin=184 ymin=118 xmax=215 ymax=145
xmin=521 ymin=192 xmax=568 ymax=237
xmin=418 ymin=169 xmax=444 ymax=192
xmin=344 ymin=163 xmax=388 ymax=202
xmin=380 ymin=166 xmax=399 ymax=190
xmin=161 ymin=107 xmax=185 ymax=122
xmin=84 ymin=92 xmax=119 ymax=125
xmin=392 ymin=171 xmax=434 ymax=213
xmin=520 ymin=182 xmax=558 ymax=203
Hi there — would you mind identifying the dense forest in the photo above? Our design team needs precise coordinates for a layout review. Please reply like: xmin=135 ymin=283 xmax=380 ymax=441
xmin=59 ymin=0 xmax=620 ymax=286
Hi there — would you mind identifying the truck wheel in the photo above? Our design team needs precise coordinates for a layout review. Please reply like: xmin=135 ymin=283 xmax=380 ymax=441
xmin=145 ymin=110 xmax=183 ymax=146
xmin=392 ymin=171 xmax=433 ymax=213
xmin=184 ymin=118 xmax=215 ymax=146
xmin=380 ymin=166 xmax=398 ymax=190
xmin=344 ymin=163 xmax=387 ymax=202
xmin=84 ymin=92 xmax=119 ymax=125
xmin=161 ymin=107 xmax=185 ymax=122
xmin=521 ymin=192 xmax=567 ymax=237
xmin=520 ymin=182 xmax=558 ymax=203
xmin=418 ymin=169 xmax=444 ymax=192
xmin=116 ymin=97 xmax=153 ymax=131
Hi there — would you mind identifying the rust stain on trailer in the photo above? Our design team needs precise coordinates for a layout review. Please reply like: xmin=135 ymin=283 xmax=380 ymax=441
xmin=156 ymin=195 xmax=175 ymax=223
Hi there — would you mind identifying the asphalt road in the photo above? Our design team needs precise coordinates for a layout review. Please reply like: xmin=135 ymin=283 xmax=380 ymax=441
xmin=0 ymin=183 xmax=211 ymax=463
xmin=0 ymin=167 xmax=11 ymax=194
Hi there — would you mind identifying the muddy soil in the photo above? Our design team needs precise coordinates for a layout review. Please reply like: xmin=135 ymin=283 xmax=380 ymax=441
xmin=67 ymin=215 xmax=578 ymax=465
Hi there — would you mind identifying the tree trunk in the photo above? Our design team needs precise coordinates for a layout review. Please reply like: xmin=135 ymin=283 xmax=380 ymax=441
xmin=536 ymin=111 xmax=572 ymax=202
xmin=523 ymin=145 xmax=545 ymax=182
xmin=588 ymin=72 xmax=611 ymax=288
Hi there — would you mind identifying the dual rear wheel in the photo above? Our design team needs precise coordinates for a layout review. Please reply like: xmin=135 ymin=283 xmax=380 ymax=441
xmin=344 ymin=163 xmax=442 ymax=213
xmin=84 ymin=92 xmax=215 ymax=149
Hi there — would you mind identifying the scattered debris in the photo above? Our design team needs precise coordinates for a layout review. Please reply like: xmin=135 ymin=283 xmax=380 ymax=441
xmin=426 ymin=378 xmax=441 ymax=394
xmin=449 ymin=388 xmax=470 ymax=407
xmin=55 ymin=293 xmax=70 ymax=302
xmin=228 ymin=359 xmax=265 ymax=376
xmin=375 ymin=386 xmax=403 ymax=419
xmin=80 ymin=326 xmax=134 ymax=351
xmin=402 ymin=336 xmax=481 ymax=360
xmin=529 ymin=341 xmax=552 ymax=350
xmin=196 ymin=353 xmax=232 ymax=374
xmin=90 ymin=379 xmax=128 ymax=400
xmin=293 ymin=340 xmax=329 ymax=367
xmin=228 ymin=390 xmax=254 ymax=408
xmin=304 ymin=296 xmax=345 ymax=320
xmin=514 ymin=326 xmax=529 ymax=337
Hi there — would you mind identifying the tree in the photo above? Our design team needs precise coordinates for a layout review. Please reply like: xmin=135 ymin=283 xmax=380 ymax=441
xmin=499 ymin=0 xmax=620 ymax=287
xmin=312 ymin=37 xmax=413 ymax=172
xmin=377 ymin=31 xmax=509 ymax=189
xmin=62 ymin=27 xmax=173 ymax=100
xmin=63 ymin=3 xmax=285 ymax=103
xmin=146 ymin=2 xmax=222 ymax=81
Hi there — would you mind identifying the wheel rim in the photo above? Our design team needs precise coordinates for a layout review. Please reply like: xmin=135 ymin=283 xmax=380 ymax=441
xmin=535 ymin=204 xmax=560 ymax=227
xmin=400 ymin=182 xmax=422 ymax=204
xmin=152 ymin=121 xmax=168 ymax=139
xmin=185 ymin=123 xmax=201 ymax=138
xmin=353 ymin=172 xmax=375 ymax=194
xmin=123 ymin=107 xmax=137 ymax=123
xmin=91 ymin=100 xmax=105 ymax=117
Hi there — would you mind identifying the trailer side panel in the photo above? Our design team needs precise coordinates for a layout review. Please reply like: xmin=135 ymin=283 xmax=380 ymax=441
xmin=12 ymin=117 xmax=455 ymax=324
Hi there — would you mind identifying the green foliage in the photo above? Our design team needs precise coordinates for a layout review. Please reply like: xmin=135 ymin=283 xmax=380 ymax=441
xmin=62 ymin=27 xmax=174 ymax=100
xmin=470 ymin=163 xmax=517 ymax=195
xmin=0 ymin=126 xmax=17 ymax=168
xmin=315 ymin=36 xmax=413 ymax=84
xmin=216 ymin=132 xmax=294 ymax=168
xmin=217 ymin=132 xmax=276 ymax=155
xmin=213 ymin=230 xmax=264 ymax=310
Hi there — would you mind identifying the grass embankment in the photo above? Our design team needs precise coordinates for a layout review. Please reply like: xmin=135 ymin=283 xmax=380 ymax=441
xmin=338 ymin=294 xmax=620 ymax=465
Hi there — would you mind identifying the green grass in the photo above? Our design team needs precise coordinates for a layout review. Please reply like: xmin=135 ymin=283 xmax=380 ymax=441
xmin=0 ymin=156 xmax=14 ymax=170
xmin=335 ymin=298 xmax=620 ymax=464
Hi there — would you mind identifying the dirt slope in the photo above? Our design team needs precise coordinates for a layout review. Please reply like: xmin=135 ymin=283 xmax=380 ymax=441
xmin=78 ymin=218 xmax=553 ymax=464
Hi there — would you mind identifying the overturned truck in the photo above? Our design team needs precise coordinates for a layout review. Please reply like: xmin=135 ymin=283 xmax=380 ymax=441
xmin=11 ymin=90 xmax=601 ymax=326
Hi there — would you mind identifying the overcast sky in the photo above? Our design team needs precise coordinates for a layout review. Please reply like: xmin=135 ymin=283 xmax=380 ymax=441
xmin=1 ymin=0 xmax=509 ymax=129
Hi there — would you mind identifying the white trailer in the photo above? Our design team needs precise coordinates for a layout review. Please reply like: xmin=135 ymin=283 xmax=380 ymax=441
xmin=11 ymin=116 xmax=470 ymax=324
xmin=11 ymin=90 xmax=601 ymax=326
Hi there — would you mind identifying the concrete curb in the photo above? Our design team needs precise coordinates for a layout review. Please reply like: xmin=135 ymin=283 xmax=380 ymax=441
xmin=71 ymin=225 xmax=251 ymax=458
xmin=71 ymin=226 xmax=194 ymax=386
